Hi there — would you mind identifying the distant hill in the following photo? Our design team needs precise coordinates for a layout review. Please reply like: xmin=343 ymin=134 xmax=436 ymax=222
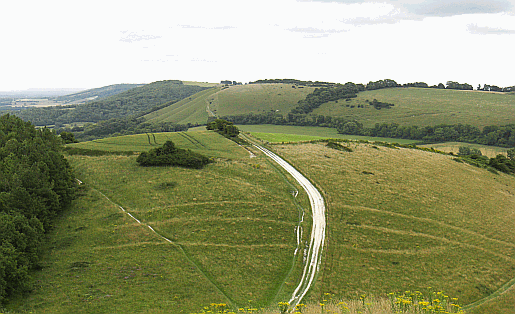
xmin=54 ymin=84 xmax=145 ymax=104
xmin=14 ymin=80 xmax=209 ymax=126
xmin=145 ymin=83 xmax=515 ymax=129
xmin=144 ymin=83 xmax=315 ymax=125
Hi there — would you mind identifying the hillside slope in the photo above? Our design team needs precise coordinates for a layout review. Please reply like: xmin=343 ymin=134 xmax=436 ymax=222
xmin=146 ymin=84 xmax=515 ymax=129
xmin=272 ymin=141 xmax=515 ymax=313
xmin=313 ymin=87 xmax=515 ymax=128
xmin=144 ymin=83 xmax=315 ymax=125
xmin=7 ymin=131 xmax=309 ymax=313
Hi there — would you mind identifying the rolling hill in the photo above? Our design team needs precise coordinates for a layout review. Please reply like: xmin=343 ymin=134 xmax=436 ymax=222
xmin=143 ymin=83 xmax=315 ymax=125
xmin=6 ymin=131 xmax=515 ymax=314
xmin=144 ymin=84 xmax=515 ymax=130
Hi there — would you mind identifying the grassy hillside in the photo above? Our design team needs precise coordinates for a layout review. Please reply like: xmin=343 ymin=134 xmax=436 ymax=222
xmin=313 ymin=88 xmax=515 ymax=128
xmin=6 ymin=131 xmax=310 ymax=313
xmin=271 ymin=141 xmax=515 ymax=313
xmin=7 ymin=131 xmax=515 ymax=313
xmin=144 ymin=87 xmax=222 ymax=126
xmin=144 ymin=84 xmax=315 ymax=126
xmin=146 ymin=85 xmax=514 ymax=130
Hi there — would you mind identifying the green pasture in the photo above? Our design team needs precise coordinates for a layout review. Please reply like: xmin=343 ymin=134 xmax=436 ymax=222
xmin=313 ymin=88 xmax=515 ymax=128
xmin=238 ymin=124 xmax=418 ymax=144
xmin=8 ymin=132 xmax=312 ymax=313
xmin=273 ymin=142 xmax=515 ymax=314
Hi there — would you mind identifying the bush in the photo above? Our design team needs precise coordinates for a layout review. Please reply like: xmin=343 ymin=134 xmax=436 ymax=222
xmin=136 ymin=141 xmax=211 ymax=169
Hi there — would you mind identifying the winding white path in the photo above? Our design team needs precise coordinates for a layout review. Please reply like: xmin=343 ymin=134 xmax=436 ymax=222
xmin=253 ymin=144 xmax=326 ymax=309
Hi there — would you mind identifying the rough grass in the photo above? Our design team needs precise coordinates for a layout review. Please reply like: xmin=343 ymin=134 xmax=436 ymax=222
xmin=418 ymin=142 xmax=509 ymax=158
xmin=313 ymin=87 xmax=515 ymax=128
xmin=6 ymin=132 xmax=311 ymax=313
xmin=272 ymin=141 xmax=515 ymax=314
xmin=212 ymin=84 xmax=315 ymax=118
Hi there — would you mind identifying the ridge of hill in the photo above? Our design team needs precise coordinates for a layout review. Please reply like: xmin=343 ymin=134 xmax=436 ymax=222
xmin=14 ymin=80 xmax=209 ymax=126
xmin=53 ymin=83 xmax=145 ymax=104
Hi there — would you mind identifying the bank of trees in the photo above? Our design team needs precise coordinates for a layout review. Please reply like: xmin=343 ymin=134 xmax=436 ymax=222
xmin=337 ymin=122 xmax=515 ymax=148
xmin=0 ymin=114 xmax=76 ymax=303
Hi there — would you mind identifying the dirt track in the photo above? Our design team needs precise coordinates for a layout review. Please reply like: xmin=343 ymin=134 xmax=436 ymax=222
xmin=253 ymin=144 xmax=326 ymax=309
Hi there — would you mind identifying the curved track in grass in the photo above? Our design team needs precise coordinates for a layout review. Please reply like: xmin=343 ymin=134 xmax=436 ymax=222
xmin=253 ymin=144 xmax=326 ymax=309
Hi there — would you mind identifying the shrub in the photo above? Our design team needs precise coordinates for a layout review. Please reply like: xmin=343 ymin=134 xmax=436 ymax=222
xmin=136 ymin=141 xmax=211 ymax=169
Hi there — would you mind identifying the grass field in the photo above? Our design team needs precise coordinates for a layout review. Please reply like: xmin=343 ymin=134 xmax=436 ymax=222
xmin=238 ymin=124 xmax=418 ymax=144
xmin=313 ymin=87 xmax=515 ymax=128
xmin=272 ymin=141 xmax=515 ymax=314
xmin=6 ymin=131 xmax=311 ymax=313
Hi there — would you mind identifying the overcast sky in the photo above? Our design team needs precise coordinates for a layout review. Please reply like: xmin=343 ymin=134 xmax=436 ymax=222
xmin=1 ymin=0 xmax=514 ymax=90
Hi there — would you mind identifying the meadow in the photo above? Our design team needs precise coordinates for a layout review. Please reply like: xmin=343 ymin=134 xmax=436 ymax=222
xmin=6 ymin=131 xmax=312 ymax=313
xmin=313 ymin=87 xmax=515 ymax=128
xmin=271 ymin=140 xmax=515 ymax=314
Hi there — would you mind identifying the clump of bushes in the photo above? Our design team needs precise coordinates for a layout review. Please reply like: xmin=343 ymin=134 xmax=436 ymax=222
xmin=136 ymin=140 xmax=211 ymax=168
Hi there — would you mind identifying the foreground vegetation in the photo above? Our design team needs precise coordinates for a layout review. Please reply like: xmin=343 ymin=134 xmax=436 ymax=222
xmin=4 ymin=131 xmax=310 ymax=313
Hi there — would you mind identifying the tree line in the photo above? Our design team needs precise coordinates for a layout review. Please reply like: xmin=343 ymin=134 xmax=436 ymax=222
xmin=0 ymin=114 xmax=77 ymax=303
xmin=337 ymin=122 xmax=515 ymax=147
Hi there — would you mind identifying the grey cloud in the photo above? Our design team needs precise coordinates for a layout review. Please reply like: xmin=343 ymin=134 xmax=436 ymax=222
xmin=297 ymin=0 xmax=514 ymax=17
xmin=468 ymin=23 xmax=515 ymax=34
xmin=402 ymin=0 xmax=514 ymax=17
